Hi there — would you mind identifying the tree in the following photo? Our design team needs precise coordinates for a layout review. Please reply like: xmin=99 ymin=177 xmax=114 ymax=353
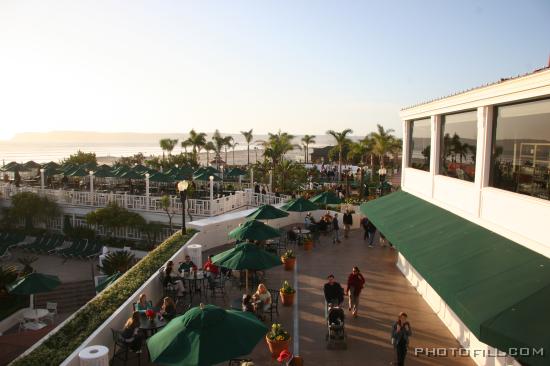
xmin=160 ymin=195 xmax=174 ymax=232
xmin=160 ymin=138 xmax=179 ymax=163
xmin=326 ymin=129 xmax=353 ymax=179
xmin=301 ymin=135 xmax=316 ymax=164
xmin=222 ymin=136 xmax=233 ymax=164
xmin=347 ymin=141 xmax=370 ymax=165
xmin=8 ymin=192 xmax=61 ymax=229
xmin=63 ymin=150 xmax=97 ymax=166
xmin=231 ymin=141 xmax=239 ymax=165
xmin=258 ymin=131 xmax=300 ymax=169
xmin=101 ymin=250 xmax=135 ymax=275
xmin=240 ymin=129 xmax=254 ymax=166
xmin=184 ymin=130 xmax=207 ymax=164
xmin=368 ymin=124 xmax=398 ymax=168
xmin=116 ymin=153 xmax=146 ymax=166
xmin=212 ymin=130 xmax=225 ymax=169
xmin=141 ymin=222 xmax=165 ymax=248
xmin=204 ymin=141 xmax=215 ymax=165
xmin=85 ymin=202 xmax=145 ymax=237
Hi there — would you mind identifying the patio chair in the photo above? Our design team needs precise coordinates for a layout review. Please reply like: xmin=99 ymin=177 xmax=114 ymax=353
xmin=266 ymin=289 xmax=280 ymax=321
xmin=44 ymin=302 xmax=58 ymax=324
xmin=158 ymin=269 xmax=179 ymax=302
xmin=18 ymin=318 xmax=30 ymax=333
xmin=111 ymin=328 xmax=142 ymax=366
xmin=207 ymin=275 xmax=226 ymax=300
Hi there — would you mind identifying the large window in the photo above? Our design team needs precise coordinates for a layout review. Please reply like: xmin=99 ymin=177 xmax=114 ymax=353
xmin=439 ymin=110 xmax=477 ymax=182
xmin=491 ymin=98 xmax=550 ymax=201
xmin=408 ymin=118 xmax=431 ymax=171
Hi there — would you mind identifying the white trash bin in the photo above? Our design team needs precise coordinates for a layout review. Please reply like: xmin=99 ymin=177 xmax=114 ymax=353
xmin=187 ymin=244 xmax=203 ymax=269
xmin=78 ymin=345 xmax=109 ymax=366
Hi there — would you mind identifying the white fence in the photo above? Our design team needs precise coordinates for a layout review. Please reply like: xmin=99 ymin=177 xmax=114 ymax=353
xmin=0 ymin=184 xmax=290 ymax=217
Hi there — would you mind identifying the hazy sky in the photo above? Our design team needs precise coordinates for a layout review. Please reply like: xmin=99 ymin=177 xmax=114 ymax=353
xmin=0 ymin=0 xmax=549 ymax=140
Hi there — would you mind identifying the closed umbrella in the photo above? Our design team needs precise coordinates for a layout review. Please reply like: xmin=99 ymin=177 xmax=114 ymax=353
xmin=228 ymin=220 xmax=281 ymax=241
xmin=95 ymin=271 xmax=121 ymax=293
xmin=246 ymin=204 xmax=289 ymax=222
xmin=212 ymin=241 xmax=281 ymax=292
xmin=8 ymin=272 xmax=61 ymax=309
xmin=193 ymin=172 xmax=220 ymax=181
xmin=147 ymin=304 xmax=268 ymax=366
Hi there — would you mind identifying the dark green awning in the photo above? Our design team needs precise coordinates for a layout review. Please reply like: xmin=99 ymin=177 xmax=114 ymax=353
xmin=360 ymin=191 xmax=550 ymax=366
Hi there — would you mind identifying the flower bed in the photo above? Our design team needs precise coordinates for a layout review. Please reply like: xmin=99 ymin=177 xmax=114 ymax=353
xmin=11 ymin=230 xmax=196 ymax=366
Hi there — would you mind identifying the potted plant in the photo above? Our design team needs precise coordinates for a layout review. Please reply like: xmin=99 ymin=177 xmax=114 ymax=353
xmin=302 ymin=237 xmax=313 ymax=251
xmin=279 ymin=280 xmax=295 ymax=306
xmin=281 ymin=250 xmax=296 ymax=271
xmin=265 ymin=323 xmax=291 ymax=357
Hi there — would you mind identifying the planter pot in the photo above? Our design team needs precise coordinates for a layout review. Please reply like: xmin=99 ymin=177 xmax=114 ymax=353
xmin=280 ymin=291 xmax=295 ymax=306
xmin=266 ymin=335 xmax=290 ymax=357
xmin=282 ymin=257 xmax=296 ymax=271
xmin=303 ymin=240 xmax=313 ymax=251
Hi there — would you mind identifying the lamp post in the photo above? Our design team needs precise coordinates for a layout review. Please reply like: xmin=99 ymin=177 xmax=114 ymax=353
xmin=145 ymin=173 xmax=150 ymax=210
xmin=209 ymin=175 xmax=214 ymax=201
xmin=269 ymin=169 xmax=273 ymax=192
xmin=40 ymin=168 xmax=45 ymax=190
xmin=89 ymin=171 xmax=94 ymax=193
xmin=177 ymin=180 xmax=189 ymax=233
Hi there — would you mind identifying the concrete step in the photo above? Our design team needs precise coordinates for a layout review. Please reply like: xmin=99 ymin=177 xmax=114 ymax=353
xmin=34 ymin=280 xmax=96 ymax=313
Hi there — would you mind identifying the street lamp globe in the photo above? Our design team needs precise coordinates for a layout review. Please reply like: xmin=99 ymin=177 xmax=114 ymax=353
xmin=178 ymin=180 xmax=189 ymax=192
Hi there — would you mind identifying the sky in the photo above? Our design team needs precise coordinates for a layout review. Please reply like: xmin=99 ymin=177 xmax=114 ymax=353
xmin=0 ymin=0 xmax=549 ymax=140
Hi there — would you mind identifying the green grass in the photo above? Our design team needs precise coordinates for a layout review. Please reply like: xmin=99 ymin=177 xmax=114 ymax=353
xmin=0 ymin=295 xmax=29 ymax=321
xmin=11 ymin=230 xmax=196 ymax=366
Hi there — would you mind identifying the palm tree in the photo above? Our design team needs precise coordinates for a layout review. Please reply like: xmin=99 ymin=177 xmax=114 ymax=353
xmin=326 ymin=129 xmax=353 ymax=180
xmin=184 ymin=129 xmax=207 ymax=164
xmin=181 ymin=140 xmax=191 ymax=155
xmin=368 ymin=124 xmax=397 ymax=168
xmin=278 ymin=159 xmax=296 ymax=192
xmin=204 ymin=141 xmax=215 ymax=165
xmin=231 ymin=141 xmax=239 ymax=166
xmin=241 ymin=129 xmax=254 ymax=166
xmin=160 ymin=138 xmax=178 ymax=163
xmin=257 ymin=131 xmax=300 ymax=169
xmin=222 ymin=136 xmax=233 ymax=164
xmin=212 ymin=130 xmax=225 ymax=169
xmin=301 ymin=135 xmax=316 ymax=164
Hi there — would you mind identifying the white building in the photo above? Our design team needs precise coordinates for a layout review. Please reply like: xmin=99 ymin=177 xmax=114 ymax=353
xmin=362 ymin=66 xmax=550 ymax=366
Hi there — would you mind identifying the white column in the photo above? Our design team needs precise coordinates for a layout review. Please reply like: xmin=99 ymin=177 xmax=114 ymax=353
xmin=401 ymin=120 xmax=409 ymax=187
xmin=145 ymin=173 xmax=150 ymax=210
xmin=89 ymin=171 xmax=94 ymax=193
xmin=429 ymin=115 xmax=439 ymax=198
xmin=475 ymin=105 xmax=493 ymax=217
xmin=269 ymin=169 xmax=273 ymax=192
xmin=238 ymin=175 xmax=242 ymax=188
xmin=40 ymin=168 xmax=45 ymax=189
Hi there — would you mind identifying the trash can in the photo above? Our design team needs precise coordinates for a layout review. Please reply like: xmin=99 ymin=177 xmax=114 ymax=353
xmin=78 ymin=345 xmax=109 ymax=366
xmin=187 ymin=244 xmax=203 ymax=269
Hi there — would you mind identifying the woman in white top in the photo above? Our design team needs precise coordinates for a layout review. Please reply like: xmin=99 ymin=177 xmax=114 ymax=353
xmin=253 ymin=283 xmax=272 ymax=313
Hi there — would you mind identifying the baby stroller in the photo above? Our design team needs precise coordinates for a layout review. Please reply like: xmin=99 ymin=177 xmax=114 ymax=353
xmin=326 ymin=304 xmax=347 ymax=349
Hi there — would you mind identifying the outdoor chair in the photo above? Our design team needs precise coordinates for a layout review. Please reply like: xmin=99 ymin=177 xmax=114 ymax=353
xmin=111 ymin=328 xmax=142 ymax=366
xmin=158 ymin=269 xmax=179 ymax=301
xmin=207 ymin=275 xmax=226 ymax=300
xmin=266 ymin=289 xmax=280 ymax=321
xmin=44 ymin=302 xmax=58 ymax=324
xmin=18 ymin=318 xmax=30 ymax=333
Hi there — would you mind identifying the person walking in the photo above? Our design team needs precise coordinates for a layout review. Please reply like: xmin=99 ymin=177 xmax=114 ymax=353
xmin=323 ymin=274 xmax=344 ymax=318
xmin=391 ymin=312 xmax=412 ymax=366
xmin=367 ymin=220 xmax=377 ymax=247
xmin=346 ymin=266 xmax=365 ymax=318
xmin=332 ymin=213 xmax=341 ymax=244
xmin=343 ymin=209 xmax=353 ymax=239
xmin=360 ymin=216 xmax=369 ymax=241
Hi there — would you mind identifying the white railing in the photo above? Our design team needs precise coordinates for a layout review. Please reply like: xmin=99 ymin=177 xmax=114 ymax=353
xmin=0 ymin=184 xmax=290 ymax=217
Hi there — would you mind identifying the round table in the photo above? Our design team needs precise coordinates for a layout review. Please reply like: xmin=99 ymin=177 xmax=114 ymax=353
xmin=139 ymin=314 xmax=167 ymax=334
xmin=22 ymin=308 xmax=49 ymax=322
xmin=181 ymin=271 xmax=207 ymax=300
xmin=78 ymin=345 xmax=109 ymax=366
xmin=293 ymin=229 xmax=310 ymax=235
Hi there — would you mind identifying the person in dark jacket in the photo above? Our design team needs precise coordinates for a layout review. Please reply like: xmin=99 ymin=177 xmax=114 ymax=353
xmin=121 ymin=311 xmax=143 ymax=351
xmin=367 ymin=220 xmax=377 ymax=247
xmin=391 ymin=312 xmax=412 ymax=366
xmin=332 ymin=213 xmax=341 ymax=244
xmin=343 ymin=210 xmax=353 ymax=239
xmin=346 ymin=266 xmax=365 ymax=318
xmin=360 ymin=216 xmax=369 ymax=241
xmin=323 ymin=274 xmax=344 ymax=318
xmin=160 ymin=297 xmax=177 ymax=321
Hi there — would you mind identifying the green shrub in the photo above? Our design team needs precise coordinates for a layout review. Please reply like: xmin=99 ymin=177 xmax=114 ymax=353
xmin=12 ymin=230 xmax=196 ymax=366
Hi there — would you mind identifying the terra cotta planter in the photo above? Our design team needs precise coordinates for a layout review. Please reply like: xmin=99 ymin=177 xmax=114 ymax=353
xmin=282 ymin=257 xmax=296 ymax=271
xmin=266 ymin=335 xmax=290 ymax=357
xmin=280 ymin=291 xmax=295 ymax=306
xmin=303 ymin=240 xmax=313 ymax=251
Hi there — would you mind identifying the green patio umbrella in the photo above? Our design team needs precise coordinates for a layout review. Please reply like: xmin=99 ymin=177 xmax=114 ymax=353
xmin=119 ymin=170 xmax=144 ymax=180
xmin=226 ymin=167 xmax=247 ymax=177
xmin=24 ymin=161 xmax=42 ymax=169
xmin=310 ymin=191 xmax=342 ymax=207
xmin=41 ymin=161 xmax=60 ymax=169
xmin=212 ymin=242 xmax=282 ymax=292
xmin=281 ymin=196 xmax=318 ymax=212
xmin=95 ymin=271 xmax=121 ymax=293
xmin=228 ymin=219 xmax=281 ymax=241
xmin=42 ymin=167 xmax=61 ymax=177
xmin=193 ymin=171 xmax=220 ymax=181
xmin=66 ymin=167 xmax=88 ymax=177
xmin=246 ymin=204 xmax=289 ymax=222
xmin=147 ymin=304 xmax=268 ymax=366
xmin=194 ymin=166 xmax=219 ymax=176
xmin=149 ymin=172 xmax=175 ymax=183
xmin=93 ymin=169 xmax=116 ymax=178
xmin=8 ymin=272 xmax=61 ymax=309
xmin=2 ymin=163 xmax=26 ymax=172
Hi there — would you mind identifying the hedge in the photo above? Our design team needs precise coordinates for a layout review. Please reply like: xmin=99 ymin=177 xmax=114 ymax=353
xmin=12 ymin=229 xmax=196 ymax=366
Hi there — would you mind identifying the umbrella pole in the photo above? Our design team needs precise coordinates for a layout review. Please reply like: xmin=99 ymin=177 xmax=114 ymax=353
xmin=245 ymin=269 xmax=249 ymax=293
xmin=30 ymin=294 xmax=34 ymax=310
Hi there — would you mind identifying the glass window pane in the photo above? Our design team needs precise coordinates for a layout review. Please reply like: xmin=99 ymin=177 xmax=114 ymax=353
xmin=408 ymin=118 xmax=431 ymax=171
xmin=491 ymin=98 xmax=550 ymax=201
xmin=439 ymin=111 xmax=477 ymax=182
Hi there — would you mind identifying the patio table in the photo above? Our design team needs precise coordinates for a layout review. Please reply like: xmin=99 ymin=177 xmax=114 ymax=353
xmin=139 ymin=313 xmax=167 ymax=335
xmin=23 ymin=308 xmax=49 ymax=322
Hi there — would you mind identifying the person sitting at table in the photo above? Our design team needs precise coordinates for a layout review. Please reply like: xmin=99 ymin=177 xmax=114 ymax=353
xmin=160 ymin=297 xmax=177 ymax=321
xmin=242 ymin=294 xmax=255 ymax=313
xmin=178 ymin=255 xmax=197 ymax=273
xmin=122 ymin=311 xmax=144 ymax=351
xmin=164 ymin=260 xmax=185 ymax=296
xmin=135 ymin=293 xmax=153 ymax=312
xmin=287 ymin=229 xmax=298 ymax=243
xmin=252 ymin=283 xmax=272 ymax=320
xmin=323 ymin=211 xmax=333 ymax=223
xmin=203 ymin=255 xmax=220 ymax=277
